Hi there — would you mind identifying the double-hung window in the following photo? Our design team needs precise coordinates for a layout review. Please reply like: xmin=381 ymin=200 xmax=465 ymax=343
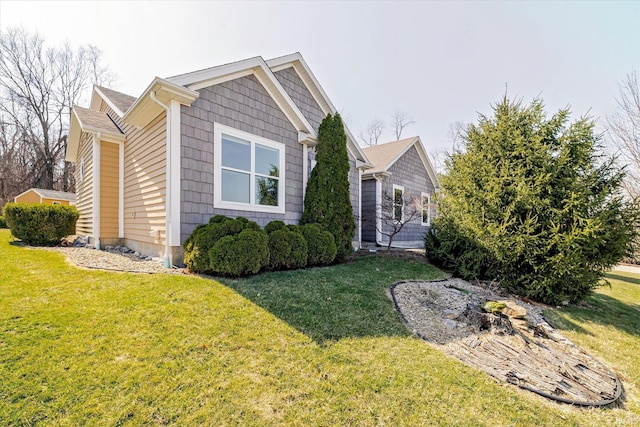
xmin=421 ymin=192 xmax=431 ymax=226
xmin=393 ymin=185 xmax=404 ymax=223
xmin=214 ymin=123 xmax=285 ymax=213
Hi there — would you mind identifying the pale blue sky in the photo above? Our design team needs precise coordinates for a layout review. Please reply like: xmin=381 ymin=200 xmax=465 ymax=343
xmin=1 ymin=1 xmax=638 ymax=154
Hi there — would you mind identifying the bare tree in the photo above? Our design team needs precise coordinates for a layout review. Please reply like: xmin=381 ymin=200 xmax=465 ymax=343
xmin=447 ymin=121 xmax=466 ymax=153
xmin=366 ymin=189 xmax=422 ymax=251
xmin=390 ymin=110 xmax=415 ymax=140
xmin=0 ymin=27 xmax=113 ymax=208
xmin=608 ymin=70 xmax=640 ymax=197
xmin=358 ymin=118 xmax=385 ymax=146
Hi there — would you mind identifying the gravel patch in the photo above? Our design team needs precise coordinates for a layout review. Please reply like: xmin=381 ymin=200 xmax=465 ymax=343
xmin=391 ymin=278 xmax=547 ymax=345
xmin=42 ymin=246 xmax=186 ymax=274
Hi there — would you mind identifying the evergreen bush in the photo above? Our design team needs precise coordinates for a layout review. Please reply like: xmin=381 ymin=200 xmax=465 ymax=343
xmin=267 ymin=228 xmax=308 ymax=271
xmin=208 ymin=229 xmax=269 ymax=276
xmin=2 ymin=203 xmax=79 ymax=245
xmin=301 ymin=113 xmax=354 ymax=262
xmin=0 ymin=215 xmax=6 ymax=229
xmin=264 ymin=220 xmax=286 ymax=234
xmin=183 ymin=216 xmax=262 ymax=273
xmin=426 ymin=97 xmax=640 ymax=304
xmin=301 ymin=223 xmax=337 ymax=266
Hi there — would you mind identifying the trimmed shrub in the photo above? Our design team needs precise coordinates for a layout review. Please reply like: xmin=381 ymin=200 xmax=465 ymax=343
xmin=209 ymin=229 xmax=269 ymax=276
xmin=0 ymin=215 xmax=6 ymax=229
xmin=3 ymin=202 xmax=79 ymax=245
xmin=183 ymin=216 xmax=262 ymax=273
xmin=301 ymin=223 xmax=337 ymax=266
xmin=267 ymin=228 xmax=308 ymax=271
xmin=264 ymin=220 xmax=286 ymax=234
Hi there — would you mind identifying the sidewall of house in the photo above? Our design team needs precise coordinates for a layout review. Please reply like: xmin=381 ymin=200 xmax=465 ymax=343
xmin=380 ymin=145 xmax=435 ymax=244
xmin=75 ymin=132 xmax=94 ymax=237
xmin=179 ymin=75 xmax=303 ymax=243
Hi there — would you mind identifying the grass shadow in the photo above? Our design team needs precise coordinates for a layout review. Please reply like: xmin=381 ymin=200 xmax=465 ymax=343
xmin=547 ymin=274 xmax=640 ymax=338
xmin=217 ymin=252 xmax=446 ymax=344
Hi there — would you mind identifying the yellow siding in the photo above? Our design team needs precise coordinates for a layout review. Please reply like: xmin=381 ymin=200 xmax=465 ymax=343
xmin=100 ymin=141 xmax=120 ymax=238
xmin=99 ymin=100 xmax=167 ymax=247
xmin=75 ymin=133 xmax=94 ymax=236
xmin=15 ymin=190 xmax=40 ymax=204
xmin=41 ymin=198 xmax=70 ymax=206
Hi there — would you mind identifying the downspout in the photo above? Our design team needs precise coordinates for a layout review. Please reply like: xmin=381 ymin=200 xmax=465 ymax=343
xmin=358 ymin=168 xmax=362 ymax=249
xmin=149 ymin=91 xmax=172 ymax=268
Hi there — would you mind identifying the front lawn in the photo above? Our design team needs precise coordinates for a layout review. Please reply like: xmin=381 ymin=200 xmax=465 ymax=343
xmin=1 ymin=229 xmax=639 ymax=425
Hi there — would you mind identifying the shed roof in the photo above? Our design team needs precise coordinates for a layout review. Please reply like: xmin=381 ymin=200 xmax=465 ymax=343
xmin=15 ymin=188 xmax=76 ymax=202
xmin=95 ymin=86 xmax=137 ymax=114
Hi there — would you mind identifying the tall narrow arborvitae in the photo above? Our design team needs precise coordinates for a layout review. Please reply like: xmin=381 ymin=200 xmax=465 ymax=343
xmin=301 ymin=113 xmax=354 ymax=261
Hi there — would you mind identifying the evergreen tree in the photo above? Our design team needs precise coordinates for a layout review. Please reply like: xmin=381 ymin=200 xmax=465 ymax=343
xmin=301 ymin=113 xmax=354 ymax=261
xmin=425 ymin=97 xmax=639 ymax=304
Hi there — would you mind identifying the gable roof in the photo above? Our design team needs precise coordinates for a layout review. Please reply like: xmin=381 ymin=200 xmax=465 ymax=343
xmin=66 ymin=106 xmax=125 ymax=162
xmin=91 ymin=86 xmax=137 ymax=117
xmin=15 ymin=188 xmax=75 ymax=202
xmin=167 ymin=56 xmax=316 ymax=139
xmin=266 ymin=53 xmax=371 ymax=168
xmin=362 ymin=136 xmax=439 ymax=188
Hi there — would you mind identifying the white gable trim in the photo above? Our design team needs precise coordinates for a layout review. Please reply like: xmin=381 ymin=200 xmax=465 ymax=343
xmin=90 ymin=86 xmax=126 ymax=117
xmin=267 ymin=53 xmax=371 ymax=167
xmin=167 ymin=56 xmax=315 ymax=137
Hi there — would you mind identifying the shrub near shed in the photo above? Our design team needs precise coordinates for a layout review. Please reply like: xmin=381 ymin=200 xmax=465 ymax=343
xmin=2 ymin=203 xmax=79 ymax=245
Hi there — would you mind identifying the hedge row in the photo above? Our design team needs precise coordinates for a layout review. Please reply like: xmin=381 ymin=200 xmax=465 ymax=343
xmin=2 ymin=203 xmax=79 ymax=245
xmin=183 ymin=216 xmax=336 ymax=276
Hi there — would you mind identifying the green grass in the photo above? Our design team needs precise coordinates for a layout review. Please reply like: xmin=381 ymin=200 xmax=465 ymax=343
xmin=1 ymin=229 xmax=639 ymax=426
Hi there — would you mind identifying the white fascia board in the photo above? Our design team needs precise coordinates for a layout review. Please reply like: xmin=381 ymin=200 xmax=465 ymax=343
xmin=168 ymin=56 xmax=264 ymax=88
xmin=92 ymin=86 xmax=125 ymax=117
xmin=123 ymin=77 xmax=198 ymax=128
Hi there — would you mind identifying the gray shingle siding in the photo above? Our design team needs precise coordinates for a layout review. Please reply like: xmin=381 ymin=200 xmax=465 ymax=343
xmin=362 ymin=145 xmax=436 ymax=245
xmin=180 ymin=74 xmax=303 ymax=242
xmin=274 ymin=67 xmax=325 ymax=132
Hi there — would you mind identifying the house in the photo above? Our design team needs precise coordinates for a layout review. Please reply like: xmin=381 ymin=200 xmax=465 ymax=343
xmin=66 ymin=52 xmax=371 ymax=266
xmin=14 ymin=188 xmax=76 ymax=206
xmin=361 ymin=136 xmax=439 ymax=248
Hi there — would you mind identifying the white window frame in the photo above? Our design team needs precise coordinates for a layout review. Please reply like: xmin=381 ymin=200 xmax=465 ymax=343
xmin=213 ymin=123 xmax=286 ymax=214
xmin=421 ymin=192 xmax=431 ymax=226
xmin=392 ymin=184 xmax=404 ymax=223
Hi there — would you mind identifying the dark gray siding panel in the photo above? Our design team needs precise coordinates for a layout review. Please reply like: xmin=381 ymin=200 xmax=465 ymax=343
xmin=180 ymin=74 xmax=303 ymax=242
xmin=361 ymin=179 xmax=377 ymax=242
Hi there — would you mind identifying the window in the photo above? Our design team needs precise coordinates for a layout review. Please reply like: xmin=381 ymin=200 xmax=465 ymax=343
xmin=421 ymin=192 xmax=431 ymax=226
xmin=214 ymin=123 xmax=285 ymax=213
xmin=393 ymin=185 xmax=404 ymax=222
xmin=53 ymin=201 xmax=61 ymax=205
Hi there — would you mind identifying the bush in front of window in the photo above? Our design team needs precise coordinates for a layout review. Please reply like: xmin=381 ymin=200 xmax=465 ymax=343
xmin=0 ymin=215 xmax=6 ymax=229
xmin=183 ymin=215 xmax=262 ymax=273
xmin=265 ymin=224 xmax=308 ymax=271
xmin=2 ymin=202 xmax=79 ymax=245
xmin=264 ymin=220 xmax=286 ymax=234
xmin=301 ymin=223 xmax=337 ymax=266
xmin=208 ymin=229 xmax=269 ymax=276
